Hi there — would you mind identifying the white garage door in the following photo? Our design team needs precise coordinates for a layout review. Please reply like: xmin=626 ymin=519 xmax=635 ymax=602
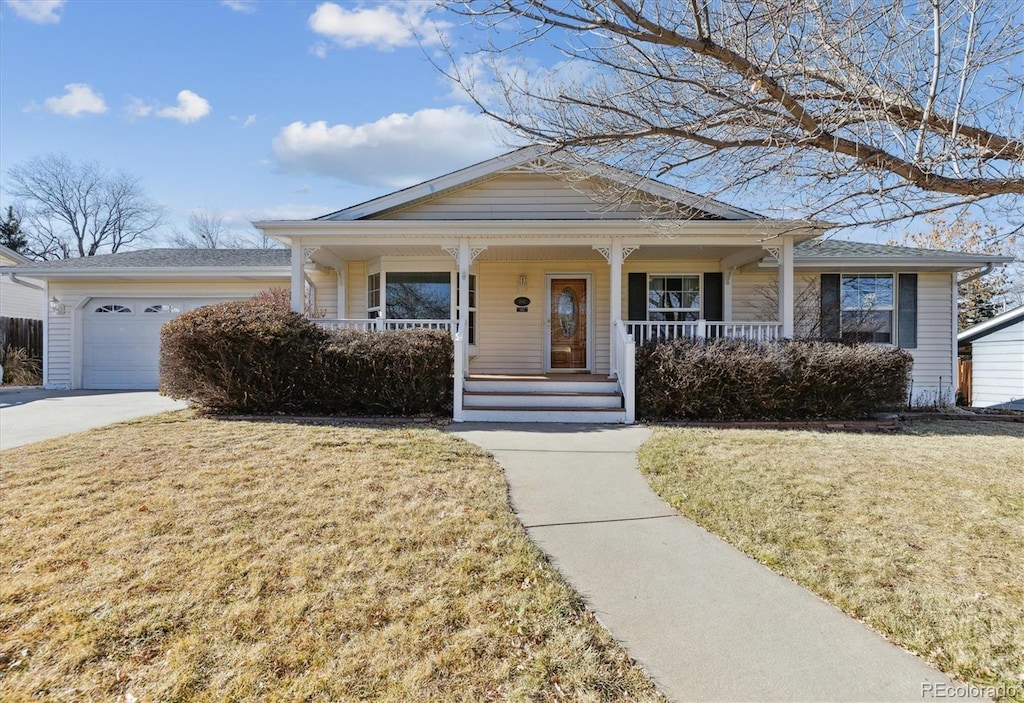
xmin=82 ymin=298 xmax=228 ymax=390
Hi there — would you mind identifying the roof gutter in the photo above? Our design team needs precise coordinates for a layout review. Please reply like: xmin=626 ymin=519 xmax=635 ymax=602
xmin=3 ymin=272 xmax=44 ymax=291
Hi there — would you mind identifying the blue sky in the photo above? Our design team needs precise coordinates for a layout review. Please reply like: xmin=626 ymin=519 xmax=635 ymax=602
xmin=0 ymin=0 xmax=516 ymax=240
xmin=3 ymin=0 xmax=1007 ymax=247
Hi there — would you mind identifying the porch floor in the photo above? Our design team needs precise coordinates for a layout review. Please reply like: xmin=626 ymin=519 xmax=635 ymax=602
xmin=466 ymin=373 xmax=615 ymax=382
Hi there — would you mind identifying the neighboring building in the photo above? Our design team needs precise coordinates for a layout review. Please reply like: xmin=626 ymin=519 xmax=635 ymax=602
xmin=958 ymin=305 xmax=1024 ymax=410
xmin=1 ymin=244 xmax=44 ymax=320
xmin=7 ymin=147 xmax=1013 ymax=421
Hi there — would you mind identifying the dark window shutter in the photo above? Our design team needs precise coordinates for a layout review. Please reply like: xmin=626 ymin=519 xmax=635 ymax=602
xmin=628 ymin=272 xmax=647 ymax=321
xmin=820 ymin=274 xmax=840 ymax=341
xmin=703 ymin=272 xmax=724 ymax=321
xmin=898 ymin=273 xmax=918 ymax=349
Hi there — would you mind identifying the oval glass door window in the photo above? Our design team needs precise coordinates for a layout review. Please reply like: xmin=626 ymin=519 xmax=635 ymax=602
xmin=558 ymin=287 xmax=578 ymax=337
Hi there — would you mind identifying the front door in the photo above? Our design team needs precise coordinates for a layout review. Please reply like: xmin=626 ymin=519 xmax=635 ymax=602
xmin=549 ymin=278 xmax=588 ymax=370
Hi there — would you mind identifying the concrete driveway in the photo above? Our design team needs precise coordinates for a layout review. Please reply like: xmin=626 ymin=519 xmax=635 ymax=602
xmin=0 ymin=387 xmax=188 ymax=450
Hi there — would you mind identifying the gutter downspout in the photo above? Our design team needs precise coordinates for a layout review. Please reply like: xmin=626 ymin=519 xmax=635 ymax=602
xmin=958 ymin=263 xmax=996 ymax=285
xmin=4 ymin=272 xmax=45 ymax=291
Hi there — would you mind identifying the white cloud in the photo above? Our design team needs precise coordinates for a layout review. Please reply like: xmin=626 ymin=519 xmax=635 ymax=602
xmin=5 ymin=0 xmax=65 ymax=24
xmin=272 ymin=106 xmax=507 ymax=188
xmin=231 ymin=114 xmax=257 ymax=128
xmin=221 ymin=0 xmax=256 ymax=12
xmin=43 ymin=83 xmax=107 ymax=117
xmin=124 ymin=97 xmax=153 ymax=119
xmin=156 ymin=90 xmax=211 ymax=123
xmin=308 ymin=1 xmax=448 ymax=52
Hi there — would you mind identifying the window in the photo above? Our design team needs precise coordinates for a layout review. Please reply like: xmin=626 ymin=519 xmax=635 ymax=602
xmin=143 ymin=304 xmax=181 ymax=314
xmin=367 ymin=272 xmax=381 ymax=318
xmin=95 ymin=304 xmax=131 ymax=314
xmin=840 ymin=274 xmax=893 ymax=344
xmin=647 ymin=275 xmax=700 ymax=321
xmin=386 ymin=272 xmax=451 ymax=320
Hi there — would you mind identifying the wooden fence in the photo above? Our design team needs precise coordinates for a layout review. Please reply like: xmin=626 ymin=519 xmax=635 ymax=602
xmin=957 ymin=359 xmax=973 ymax=406
xmin=0 ymin=316 xmax=43 ymax=360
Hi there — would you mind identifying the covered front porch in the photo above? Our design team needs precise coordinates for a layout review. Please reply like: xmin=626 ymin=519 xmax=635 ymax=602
xmin=269 ymin=226 xmax=809 ymax=424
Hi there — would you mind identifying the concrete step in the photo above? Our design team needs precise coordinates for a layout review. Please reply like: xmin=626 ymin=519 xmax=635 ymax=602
xmin=465 ymin=378 xmax=620 ymax=394
xmin=460 ymin=407 xmax=628 ymax=424
xmin=464 ymin=391 xmax=623 ymax=409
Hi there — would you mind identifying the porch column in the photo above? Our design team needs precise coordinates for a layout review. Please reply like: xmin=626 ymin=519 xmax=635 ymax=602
xmin=335 ymin=263 xmax=347 ymax=318
xmin=290 ymin=239 xmax=304 ymax=313
xmin=723 ymin=268 xmax=734 ymax=321
xmin=779 ymin=236 xmax=795 ymax=338
xmin=609 ymin=238 xmax=623 ymax=373
xmin=457 ymin=240 xmax=471 ymax=374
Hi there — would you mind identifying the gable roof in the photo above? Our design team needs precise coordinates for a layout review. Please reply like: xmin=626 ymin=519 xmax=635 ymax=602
xmin=314 ymin=146 xmax=763 ymax=223
xmin=958 ymin=304 xmax=1024 ymax=343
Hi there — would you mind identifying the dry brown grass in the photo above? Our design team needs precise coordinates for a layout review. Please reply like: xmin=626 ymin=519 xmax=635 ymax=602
xmin=639 ymin=420 xmax=1024 ymax=703
xmin=0 ymin=412 xmax=662 ymax=702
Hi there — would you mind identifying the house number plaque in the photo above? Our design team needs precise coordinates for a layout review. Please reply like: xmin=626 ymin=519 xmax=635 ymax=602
xmin=514 ymin=296 xmax=530 ymax=312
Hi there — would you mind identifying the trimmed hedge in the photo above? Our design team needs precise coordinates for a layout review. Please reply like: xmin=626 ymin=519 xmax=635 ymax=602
xmin=160 ymin=296 xmax=452 ymax=416
xmin=636 ymin=338 xmax=912 ymax=421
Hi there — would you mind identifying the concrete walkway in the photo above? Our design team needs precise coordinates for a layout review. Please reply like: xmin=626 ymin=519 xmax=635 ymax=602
xmin=0 ymin=388 xmax=187 ymax=450
xmin=449 ymin=423 xmax=980 ymax=702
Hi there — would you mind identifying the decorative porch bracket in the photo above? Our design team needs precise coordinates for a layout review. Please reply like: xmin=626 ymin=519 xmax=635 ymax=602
xmin=592 ymin=245 xmax=638 ymax=263
xmin=442 ymin=245 xmax=487 ymax=263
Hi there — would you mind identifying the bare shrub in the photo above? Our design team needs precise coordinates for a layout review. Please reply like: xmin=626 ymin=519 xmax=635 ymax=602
xmin=637 ymin=339 xmax=913 ymax=421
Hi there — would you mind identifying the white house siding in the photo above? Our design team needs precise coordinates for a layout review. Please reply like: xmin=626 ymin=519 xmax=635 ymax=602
xmin=44 ymin=277 xmax=286 ymax=389
xmin=306 ymin=269 xmax=337 ymax=318
xmin=912 ymin=272 xmax=956 ymax=404
xmin=345 ymin=261 xmax=366 ymax=318
xmin=381 ymin=172 xmax=689 ymax=221
xmin=471 ymin=259 xmax=611 ymax=375
xmin=730 ymin=271 xmax=819 ymax=335
xmin=970 ymin=322 xmax=1024 ymax=408
xmin=1 ymin=276 xmax=44 ymax=319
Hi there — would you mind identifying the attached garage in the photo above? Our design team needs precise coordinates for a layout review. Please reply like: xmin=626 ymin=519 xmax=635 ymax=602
xmin=82 ymin=298 xmax=229 ymax=389
xmin=3 ymin=249 xmax=293 ymax=390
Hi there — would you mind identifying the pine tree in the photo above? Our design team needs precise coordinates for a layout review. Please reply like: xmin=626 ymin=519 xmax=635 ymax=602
xmin=0 ymin=205 xmax=28 ymax=254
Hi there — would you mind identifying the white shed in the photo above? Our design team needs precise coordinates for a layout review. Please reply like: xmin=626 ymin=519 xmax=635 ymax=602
xmin=958 ymin=305 xmax=1024 ymax=410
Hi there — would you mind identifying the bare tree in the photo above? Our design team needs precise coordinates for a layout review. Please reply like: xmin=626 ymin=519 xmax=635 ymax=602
xmin=169 ymin=209 xmax=239 ymax=249
xmin=443 ymin=0 xmax=1024 ymax=231
xmin=6 ymin=154 xmax=164 ymax=260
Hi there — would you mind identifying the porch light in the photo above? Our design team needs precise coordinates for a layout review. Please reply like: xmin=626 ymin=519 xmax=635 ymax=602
xmin=49 ymin=296 xmax=65 ymax=314
xmin=518 ymin=275 xmax=527 ymax=289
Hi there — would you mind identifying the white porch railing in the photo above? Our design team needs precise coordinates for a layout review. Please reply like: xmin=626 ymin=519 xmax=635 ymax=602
xmin=613 ymin=320 xmax=636 ymax=424
xmin=315 ymin=318 xmax=456 ymax=333
xmin=625 ymin=320 xmax=782 ymax=345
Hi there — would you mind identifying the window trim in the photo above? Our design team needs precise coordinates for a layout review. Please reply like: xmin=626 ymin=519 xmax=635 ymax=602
xmin=646 ymin=273 xmax=702 ymax=320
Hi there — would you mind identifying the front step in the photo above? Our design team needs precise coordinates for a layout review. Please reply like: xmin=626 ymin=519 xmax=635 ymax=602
xmin=459 ymin=375 xmax=626 ymax=423
xmin=461 ymin=407 xmax=627 ymax=423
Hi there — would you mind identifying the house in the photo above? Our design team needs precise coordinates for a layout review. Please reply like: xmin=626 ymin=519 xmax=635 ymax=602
xmin=958 ymin=305 xmax=1024 ymax=410
xmin=6 ymin=147 xmax=1012 ymax=421
xmin=1 ymin=244 xmax=44 ymax=320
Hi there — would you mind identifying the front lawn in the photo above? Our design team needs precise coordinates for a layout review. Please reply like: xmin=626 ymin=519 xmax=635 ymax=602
xmin=0 ymin=413 xmax=662 ymax=702
xmin=639 ymin=420 xmax=1024 ymax=703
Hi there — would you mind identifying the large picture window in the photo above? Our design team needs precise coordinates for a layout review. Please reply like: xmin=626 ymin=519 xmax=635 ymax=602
xmin=648 ymin=275 xmax=700 ymax=321
xmin=840 ymin=274 xmax=893 ymax=344
xmin=386 ymin=272 xmax=452 ymax=319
